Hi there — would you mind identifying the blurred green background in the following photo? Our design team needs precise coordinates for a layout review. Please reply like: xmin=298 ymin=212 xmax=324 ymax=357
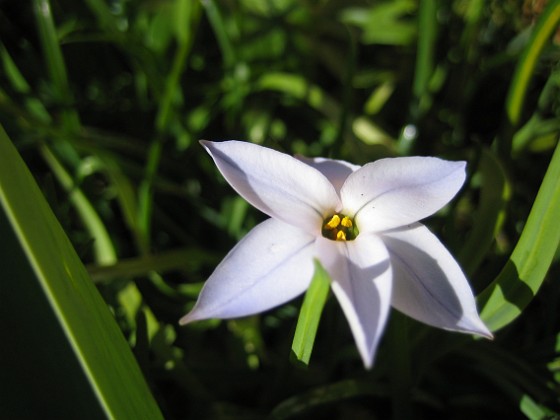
xmin=1 ymin=0 xmax=559 ymax=418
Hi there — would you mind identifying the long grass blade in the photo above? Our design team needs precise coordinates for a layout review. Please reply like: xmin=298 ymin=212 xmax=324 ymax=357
xmin=291 ymin=259 xmax=331 ymax=366
xmin=479 ymin=140 xmax=560 ymax=331
xmin=0 ymin=126 xmax=162 ymax=418
xmin=500 ymin=0 xmax=560 ymax=156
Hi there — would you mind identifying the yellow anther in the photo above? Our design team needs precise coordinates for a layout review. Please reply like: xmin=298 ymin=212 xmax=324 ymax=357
xmin=322 ymin=213 xmax=358 ymax=241
xmin=325 ymin=214 xmax=341 ymax=229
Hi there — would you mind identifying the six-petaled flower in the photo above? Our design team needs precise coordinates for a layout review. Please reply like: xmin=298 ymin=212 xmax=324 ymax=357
xmin=180 ymin=140 xmax=492 ymax=368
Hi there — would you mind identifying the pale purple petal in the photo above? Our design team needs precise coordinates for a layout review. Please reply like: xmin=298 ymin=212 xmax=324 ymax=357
xmin=340 ymin=157 xmax=466 ymax=233
xmin=382 ymin=223 xmax=492 ymax=338
xmin=201 ymin=141 xmax=341 ymax=233
xmin=180 ymin=219 xmax=316 ymax=324
xmin=316 ymin=235 xmax=392 ymax=368
xmin=296 ymin=156 xmax=360 ymax=194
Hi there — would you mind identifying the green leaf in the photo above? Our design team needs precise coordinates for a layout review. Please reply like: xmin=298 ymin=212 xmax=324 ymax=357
xmin=479 ymin=140 xmax=560 ymax=331
xmin=257 ymin=72 xmax=341 ymax=121
xmin=270 ymin=379 xmax=387 ymax=419
xmin=257 ymin=73 xmax=396 ymax=150
xmin=513 ymin=69 xmax=560 ymax=154
xmin=506 ymin=0 xmax=560 ymax=126
xmin=459 ymin=342 xmax=558 ymax=418
xmin=32 ymin=0 xmax=81 ymax=132
xmin=520 ymin=395 xmax=549 ymax=420
xmin=459 ymin=147 xmax=511 ymax=276
xmin=0 ymin=41 xmax=51 ymax=123
xmin=412 ymin=0 xmax=437 ymax=108
xmin=500 ymin=0 xmax=560 ymax=156
xmin=290 ymin=259 xmax=331 ymax=366
xmin=202 ymin=0 xmax=235 ymax=67
xmin=0 ymin=126 xmax=163 ymax=418
xmin=135 ymin=0 xmax=202 ymax=251
xmin=40 ymin=146 xmax=117 ymax=265
xmin=341 ymin=1 xmax=417 ymax=46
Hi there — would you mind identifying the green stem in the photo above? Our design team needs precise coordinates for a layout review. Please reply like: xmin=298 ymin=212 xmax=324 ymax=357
xmin=389 ymin=312 xmax=413 ymax=420
xmin=32 ymin=0 xmax=81 ymax=133
xmin=40 ymin=145 xmax=116 ymax=265
xmin=398 ymin=0 xmax=437 ymax=155
xmin=334 ymin=26 xmax=356 ymax=156
xmin=138 ymin=1 xmax=200 ymax=251
xmin=202 ymin=0 xmax=236 ymax=68
xmin=499 ymin=0 xmax=560 ymax=157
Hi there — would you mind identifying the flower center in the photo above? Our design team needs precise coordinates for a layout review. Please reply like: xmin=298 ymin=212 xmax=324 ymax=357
xmin=321 ymin=214 xmax=359 ymax=241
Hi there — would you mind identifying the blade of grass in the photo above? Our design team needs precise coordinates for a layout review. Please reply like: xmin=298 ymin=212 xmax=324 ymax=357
xmin=33 ymin=0 xmax=80 ymax=132
xmin=40 ymin=145 xmax=116 ymax=265
xmin=270 ymin=379 xmax=387 ymax=419
xmin=258 ymin=72 xmax=340 ymax=121
xmin=333 ymin=25 xmax=357 ymax=155
xmin=479 ymin=140 xmax=560 ymax=331
xmin=291 ymin=259 xmax=331 ymax=366
xmin=156 ymin=0 xmax=201 ymax=132
xmin=202 ymin=0 xmax=235 ymax=68
xmin=138 ymin=0 xmax=201 ymax=251
xmin=458 ymin=147 xmax=511 ymax=277
xmin=0 ymin=125 xmax=162 ymax=418
xmin=341 ymin=1 xmax=416 ymax=46
xmin=513 ymin=69 xmax=560 ymax=154
xmin=499 ymin=0 xmax=560 ymax=157
xmin=398 ymin=0 xmax=437 ymax=154
xmin=87 ymin=247 xmax=219 ymax=283
xmin=0 ymin=42 xmax=51 ymax=123
xmin=412 ymin=0 xmax=436 ymax=110
xmin=84 ymin=0 xmax=122 ymax=34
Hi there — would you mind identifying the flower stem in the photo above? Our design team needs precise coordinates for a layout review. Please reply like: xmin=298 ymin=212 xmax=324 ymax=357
xmin=389 ymin=312 xmax=414 ymax=420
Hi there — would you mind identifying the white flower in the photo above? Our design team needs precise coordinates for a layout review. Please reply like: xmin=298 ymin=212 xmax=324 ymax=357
xmin=180 ymin=140 xmax=492 ymax=368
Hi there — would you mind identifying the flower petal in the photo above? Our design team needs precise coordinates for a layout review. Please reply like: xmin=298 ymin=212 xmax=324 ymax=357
xmin=201 ymin=141 xmax=341 ymax=233
xmin=340 ymin=156 xmax=466 ymax=232
xmin=381 ymin=223 xmax=492 ymax=338
xmin=316 ymin=235 xmax=392 ymax=368
xmin=180 ymin=218 xmax=316 ymax=324
xmin=296 ymin=156 xmax=360 ymax=194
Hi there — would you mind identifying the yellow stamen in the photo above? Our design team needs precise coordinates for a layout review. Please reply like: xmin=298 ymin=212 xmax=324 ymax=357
xmin=325 ymin=214 xmax=341 ymax=229
xmin=322 ymin=213 xmax=358 ymax=241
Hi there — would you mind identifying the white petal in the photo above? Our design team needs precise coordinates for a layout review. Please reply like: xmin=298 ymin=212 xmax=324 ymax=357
xmin=316 ymin=235 xmax=392 ymax=368
xmin=201 ymin=141 xmax=341 ymax=233
xmin=340 ymin=156 xmax=466 ymax=233
xmin=180 ymin=219 xmax=316 ymax=324
xmin=382 ymin=223 xmax=492 ymax=338
xmin=296 ymin=156 xmax=360 ymax=194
